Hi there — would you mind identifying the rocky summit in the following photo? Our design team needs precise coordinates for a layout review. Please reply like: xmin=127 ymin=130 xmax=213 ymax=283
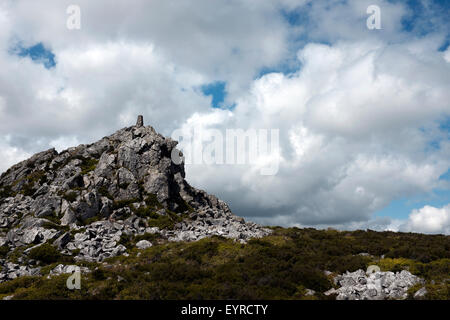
xmin=0 ymin=116 xmax=270 ymax=281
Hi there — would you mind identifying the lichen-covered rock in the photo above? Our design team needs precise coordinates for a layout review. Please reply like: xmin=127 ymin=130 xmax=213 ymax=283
xmin=0 ymin=116 xmax=271 ymax=281
xmin=49 ymin=264 xmax=90 ymax=276
xmin=326 ymin=269 xmax=425 ymax=300
xmin=0 ymin=261 xmax=41 ymax=282
xmin=413 ymin=287 xmax=428 ymax=299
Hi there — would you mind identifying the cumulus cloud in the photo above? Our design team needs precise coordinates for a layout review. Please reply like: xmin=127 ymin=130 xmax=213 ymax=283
xmin=400 ymin=205 xmax=450 ymax=234
xmin=0 ymin=136 xmax=31 ymax=172
xmin=0 ymin=0 xmax=293 ymax=166
xmin=4 ymin=0 xmax=293 ymax=101
xmin=180 ymin=38 xmax=450 ymax=229
xmin=445 ymin=48 xmax=450 ymax=63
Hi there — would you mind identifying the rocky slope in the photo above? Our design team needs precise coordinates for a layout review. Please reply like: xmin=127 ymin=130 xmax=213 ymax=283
xmin=325 ymin=269 xmax=425 ymax=300
xmin=0 ymin=116 xmax=270 ymax=281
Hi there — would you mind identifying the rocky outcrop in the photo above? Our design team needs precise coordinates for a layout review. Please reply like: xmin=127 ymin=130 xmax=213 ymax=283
xmin=325 ymin=269 xmax=424 ymax=300
xmin=49 ymin=264 xmax=90 ymax=276
xmin=0 ymin=260 xmax=41 ymax=282
xmin=0 ymin=116 xmax=270 ymax=282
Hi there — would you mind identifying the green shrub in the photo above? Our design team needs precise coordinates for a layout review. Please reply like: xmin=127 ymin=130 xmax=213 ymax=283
xmin=134 ymin=233 xmax=161 ymax=243
xmin=1 ymin=226 xmax=449 ymax=300
xmin=91 ymin=268 xmax=108 ymax=281
xmin=113 ymin=198 xmax=139 ymax=210
xmin=63 ymin=191 xmax=78 ymax=202
xmin=44 ymin=212 xmax=61 ymax=225
xmin=9 ymin=246 xmax=28 ymax=264
xmin=98 ymin=186 xmax=113 ymax=199
xmin=0 ymin=185 xmax=15 ymax=199
xmin=119 ymin=183 xmax=130 ymax=189
xmin=181 ymin=239 xmax=219 ymax=263
xmin=134 ymin=206 xmax=158 ymax=218
xmin=80 ymin=158 xmax=98 ymax=175
xmin=0 ymin=245 xmax=9 ymax=258
xmin=144 ymin=194 xmax=162 ymax=208
xmin=0 ymin=276 xmax=39 ymax=295
xmin=17 ymin=171 xmax=47 ymax=197
xmin=8 ymin=274 xmax=88 ymax=299
xmin=119 ymin=233 xmax=133 ymax=248
xmin=174 ymin=197 xmax=194 ymax=213
xmin=41 ymin=221 xmax=69 ymax=233
xmin=84 ymin=215 xmax=102 ymax=225
xmin=147 ymin=215 xmax=176 ymax=230
xmin=70 ymin=228 xmax=86 ymax=237
xmin=423 ymin=283 xmax=450 ymax=300
xmin=28 ymin=243 xmax=61 ymax=264
xmin=21 ymin=183 xmax=35 ymax=197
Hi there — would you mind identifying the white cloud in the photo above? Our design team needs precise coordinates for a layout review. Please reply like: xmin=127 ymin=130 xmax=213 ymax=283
xmin=0 ymin=0 xmax=293 ymax=157
xmin=400 ymin=205 xmax=450 ymax=234
xmin=182 ymin=39 xmax=450 ymax=227
xmin=49 ymin=135 xmax=80 ymax=152
xmin=0 ymin=0 xmax=449 ymax=233
xmin=0 ymin=135 xmax=31 ymax=173
xmin=445 ymin=48 xmax=450 ymax=63
xmin=297 ymin=0 xmax=408 ymax=43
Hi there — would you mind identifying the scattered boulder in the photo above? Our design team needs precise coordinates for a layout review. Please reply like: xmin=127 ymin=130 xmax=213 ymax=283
xmin=0 ymin=261 xmax=41 ymax=283
xmin=305 ymin=289 xmax=316 ymax=296
xmin=413 ymin=287 xmax=428 ymax=299
xmin=327 ymin=269 xmax=424 ymax=300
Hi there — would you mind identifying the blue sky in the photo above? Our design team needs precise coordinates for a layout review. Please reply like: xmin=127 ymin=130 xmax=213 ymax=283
xmin=376 ymin=189 xmax=450 ymax=220
xmin=13 ymin=42 xmax=56 ymax=69
xmin=201 ymin=82 xmax=227 ymax=109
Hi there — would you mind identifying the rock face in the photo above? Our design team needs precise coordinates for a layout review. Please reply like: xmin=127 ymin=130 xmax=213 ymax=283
xmin=325 ymin=269 xmax=424 ymax=300
xmin=0 ymin=116 xmax=270 ymax=281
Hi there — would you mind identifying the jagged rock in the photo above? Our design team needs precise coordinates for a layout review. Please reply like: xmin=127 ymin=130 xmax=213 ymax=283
xmin=0 ymin=116 xmax=270 ymax=279
xmin=305 ymin=289 xmax=315 ymax=296
xmin=330 ymin=269 xmax=424 ymax=300
xmin=54 ymin=232 xmax=71 ymax=250
xmin=136 ymin=240 xmax=152 ymax=249
xmin=358 ymin=252 xmax=371 ymax=257
xmin=49 ymin=264 xmax=90 ymax=276
xmin=324 ymin=288 xmax=337 ymax=296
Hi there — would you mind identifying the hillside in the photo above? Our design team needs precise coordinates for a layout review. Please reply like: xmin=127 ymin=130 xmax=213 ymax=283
xmin=0 ymin=227 xmax=448 ymax=300
xmin=0 ymin=116 xmax=448 ymax=300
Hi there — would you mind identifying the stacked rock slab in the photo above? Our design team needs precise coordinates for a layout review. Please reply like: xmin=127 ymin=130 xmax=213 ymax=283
xmin=0 ymin=117 xmax=270 ymax=280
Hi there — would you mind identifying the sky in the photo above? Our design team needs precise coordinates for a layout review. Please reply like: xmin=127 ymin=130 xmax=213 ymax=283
xmin=0 ymin=0 xmax=449 ymax=234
